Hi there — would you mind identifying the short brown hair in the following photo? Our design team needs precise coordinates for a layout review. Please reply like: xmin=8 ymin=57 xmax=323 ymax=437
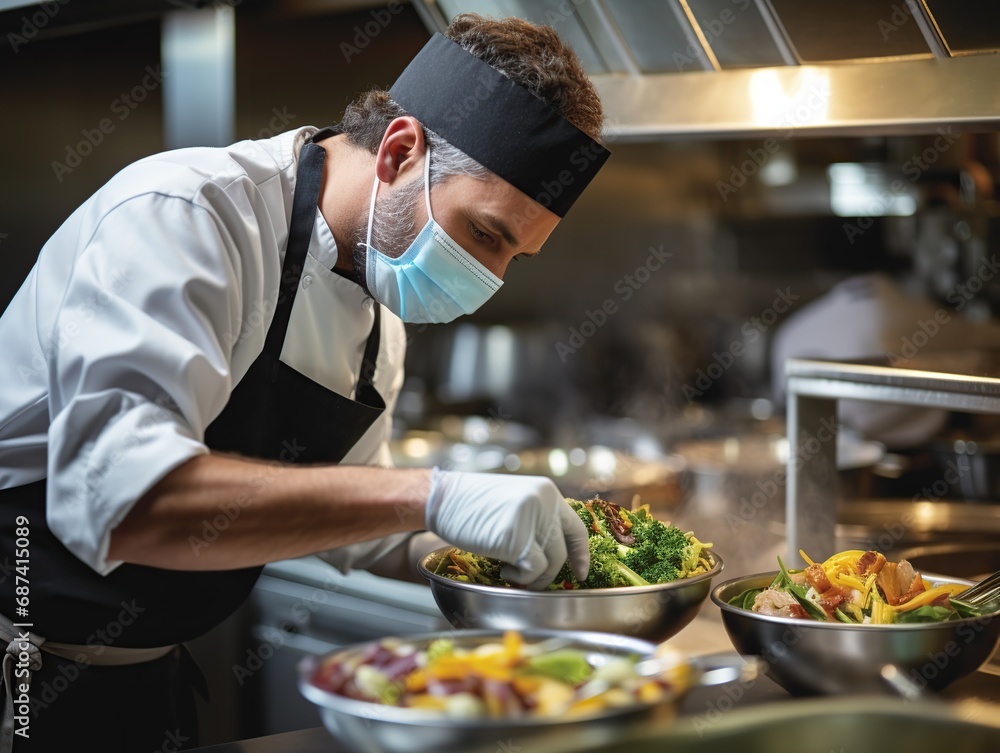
xmin=340 ymin=13 xmax=604 ymax=154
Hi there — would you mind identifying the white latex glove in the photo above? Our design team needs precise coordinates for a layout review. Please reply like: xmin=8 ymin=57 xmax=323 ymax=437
xmin=425 ymin=468 xmax=590 ymax=590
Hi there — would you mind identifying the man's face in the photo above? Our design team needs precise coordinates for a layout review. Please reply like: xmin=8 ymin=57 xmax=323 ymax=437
xmin=351 ymin=161 xmax=560 ymax=292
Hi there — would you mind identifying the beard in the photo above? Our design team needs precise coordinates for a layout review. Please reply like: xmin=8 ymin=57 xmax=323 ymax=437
xmin=349 ymin=175 xmax=424 ymax=296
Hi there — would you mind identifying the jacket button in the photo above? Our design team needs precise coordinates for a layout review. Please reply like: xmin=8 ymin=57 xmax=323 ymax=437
xmin=301 ymin=274 xmax=312 ymax=289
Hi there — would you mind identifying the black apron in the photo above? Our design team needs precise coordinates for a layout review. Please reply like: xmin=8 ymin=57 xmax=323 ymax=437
xmin=0 ymin=127 xmax=385 ymax=751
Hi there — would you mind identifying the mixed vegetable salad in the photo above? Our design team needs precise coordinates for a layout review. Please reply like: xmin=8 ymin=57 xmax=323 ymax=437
xmin=729 ymin=549 xmax=987 ymax=624
xmin=309 ymin=630 xmax=691 ymax=719
xmin=434 ymin=497 xmax=714 ymax=590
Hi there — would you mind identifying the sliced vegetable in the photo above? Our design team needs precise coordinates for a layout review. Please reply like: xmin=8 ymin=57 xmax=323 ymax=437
xmin=740 ymin=549 xmax=988 ymax=626
xmin=313 ymin=630 xmax=688 ymax=720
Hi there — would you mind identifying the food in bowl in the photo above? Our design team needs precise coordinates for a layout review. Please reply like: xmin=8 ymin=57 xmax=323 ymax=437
xmin=712 ymin=568 xmax=1000 ymax=696
xmin=306 ymin=629 xmax=691 ymax=720
xmin=435 ymin=498 xmax=713 ymax=589
xmin=727 ymin=549 xmax=989 ymax=625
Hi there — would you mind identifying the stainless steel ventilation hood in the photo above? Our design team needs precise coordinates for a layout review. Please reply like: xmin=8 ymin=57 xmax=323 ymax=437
xmin=412 ymin=0 xmax=1000 ymax=141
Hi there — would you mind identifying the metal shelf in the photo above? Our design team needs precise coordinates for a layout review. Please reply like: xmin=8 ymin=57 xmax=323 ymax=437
xmin=784 ymin=356 xmax=1000 ymax=563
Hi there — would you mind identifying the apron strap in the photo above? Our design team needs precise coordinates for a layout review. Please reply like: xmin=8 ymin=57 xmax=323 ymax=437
xmin=1 ymin=625 xmax=42 ymax=753
xmin=357 ymin=302 xmax=382 ymax=403
xmin=263 ymin=125 xmax=384 ymax=398
xmin=0 ymin=610 xmax=181 ymax=753
xmin=261 ymin=140 xmax=327 ymax=362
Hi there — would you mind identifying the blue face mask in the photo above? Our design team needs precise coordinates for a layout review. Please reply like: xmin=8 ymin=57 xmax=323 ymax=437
xmin=364 ymin=146 xmax=503 ymax=324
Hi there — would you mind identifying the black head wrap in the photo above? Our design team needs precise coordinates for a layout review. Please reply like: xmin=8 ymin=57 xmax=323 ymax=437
xmin=389 ymin=33 xmax=610 ymax=218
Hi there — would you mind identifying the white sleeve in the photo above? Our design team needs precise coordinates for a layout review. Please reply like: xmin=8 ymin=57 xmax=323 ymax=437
xmin=46 ymin=193 xmax=243 ymax=575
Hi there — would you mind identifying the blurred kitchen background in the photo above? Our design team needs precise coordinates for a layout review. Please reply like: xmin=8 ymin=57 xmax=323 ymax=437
xmin=3 ymin=0 xmax=1000 ymax=744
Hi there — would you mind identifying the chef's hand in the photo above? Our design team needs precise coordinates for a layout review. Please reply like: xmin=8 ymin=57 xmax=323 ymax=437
xmin=425 ymin=468 xmax=590 ymax=590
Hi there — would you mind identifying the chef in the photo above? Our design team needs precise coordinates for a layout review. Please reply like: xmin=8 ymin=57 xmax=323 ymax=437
xmin=0 ymin=14 xmax=609 ymax=752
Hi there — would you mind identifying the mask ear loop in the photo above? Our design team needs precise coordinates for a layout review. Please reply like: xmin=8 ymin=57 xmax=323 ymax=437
xmin=423 ymin=144 xmax=434 ymax=223
xmin=364 ymin=174 xmax=379 ymax=255
xmin=366 ymin=143 xmax=433 ymax=255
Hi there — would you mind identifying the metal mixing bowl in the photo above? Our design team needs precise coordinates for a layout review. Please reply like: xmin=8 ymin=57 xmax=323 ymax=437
xmin=418 ymin=547 xmax=723 ymax=642
xmin=712 ymin=571 xmax=1000 ymax=696
xmin=298 ymin=629 xmax=685 ymax=753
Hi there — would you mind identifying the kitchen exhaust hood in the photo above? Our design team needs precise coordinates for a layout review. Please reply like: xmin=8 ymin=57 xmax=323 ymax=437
xmin=412 ymin=0 xmax=1000 ymax=140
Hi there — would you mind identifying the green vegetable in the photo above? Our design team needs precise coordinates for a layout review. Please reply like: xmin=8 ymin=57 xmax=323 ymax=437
xmin=436 ymin=550 xmax=505 ymax=586
xmin=619 ymin=520 xmax=689 ymax=582
xmin=585 ymin=535 xmax=649 ymax=588
xmin=775 ymin=556 xmax=827 ymax=620
xmin=425 ymin=638 xmax=454 ymax=664
xmin=523 ymin=649 xmax=593 ymax=685
xmin=896 ymin=605 xmax=957 ymax=624
xmin=441 ymin=497 xmax=712 ymax=591
xmin=833 ymin=608 xmax=854 ymax=624
xmin=729 ymin=587 xmax=763 ymax=610
xmin=568 ymin=499 xmax=594 ymax=530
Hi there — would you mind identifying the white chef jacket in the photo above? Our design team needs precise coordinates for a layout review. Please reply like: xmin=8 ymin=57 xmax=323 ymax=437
xmin=0 ymin=126 xmax=414 ymax=576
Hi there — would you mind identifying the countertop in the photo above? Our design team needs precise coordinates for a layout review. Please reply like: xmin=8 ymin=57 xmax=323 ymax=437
xmin=187 ymin=609 xmax=1000 ymax=753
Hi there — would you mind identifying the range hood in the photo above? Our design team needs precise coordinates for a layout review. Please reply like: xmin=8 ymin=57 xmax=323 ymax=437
xmin=412 ymin=0 xmax=1000 ymax=140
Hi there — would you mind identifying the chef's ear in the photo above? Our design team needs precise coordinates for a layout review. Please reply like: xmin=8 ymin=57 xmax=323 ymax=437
xmin=374 ymin=116 xmax=426 ymax=185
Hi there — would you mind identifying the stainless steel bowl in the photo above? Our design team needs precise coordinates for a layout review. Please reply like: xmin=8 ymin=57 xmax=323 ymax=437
xmin=418 ymin=547 xmax=723 ymax=642
xmin=298 ymin=629 xmax=683 ymax=753
xmin=712 ymin=571 xmax=1000 ymax=696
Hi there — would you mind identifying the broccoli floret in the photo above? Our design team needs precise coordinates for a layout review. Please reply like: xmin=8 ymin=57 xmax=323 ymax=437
xmin=585 ymin=536 xmax=649 ymax=588
xmin=618 ymin=538 xmax=660 ymax=574
xmin=567 ymin=499 xmax=594 ymax=531
xmin=623 ymin=518 xmax=692 ymax=584
xmin=547 ymin=558 xmax=582 ymax=590
xmin=639 ymin=559 xmax=681 ymax=583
